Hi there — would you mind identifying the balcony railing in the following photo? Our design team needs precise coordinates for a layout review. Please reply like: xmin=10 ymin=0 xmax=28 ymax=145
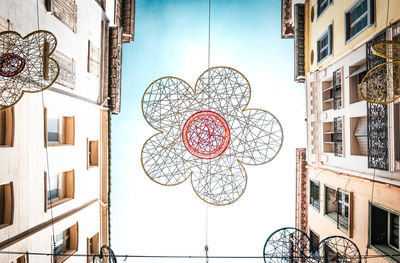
xmin=366 ymin=30 xmax=389 ymax=170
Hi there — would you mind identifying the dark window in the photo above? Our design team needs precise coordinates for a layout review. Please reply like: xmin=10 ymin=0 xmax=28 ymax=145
xmin=317 ymin=0 xmax=332 ymax=17
xmin=0 ymin=182 xmax=13 ymax=228
xmin=309 ymin=230 xmax=320 ymax=251
xmin=345 ymin=0 xmax=374 ymax=41
xmin=370 ymin=204 xmax=400 ymax=260
xmin=317 ymin=25 xmax=332 ymax=63
xmin=310 ymin=180 xmax=320 ymax=209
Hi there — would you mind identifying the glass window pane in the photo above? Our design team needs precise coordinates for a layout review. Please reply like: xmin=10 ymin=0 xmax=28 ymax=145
xmin=47 ymin=117 xmax=59 ymax=142
xmin=390 ymin=213 xmax=399 ymax=249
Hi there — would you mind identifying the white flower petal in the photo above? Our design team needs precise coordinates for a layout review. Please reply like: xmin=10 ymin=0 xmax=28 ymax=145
xmin=229 ymin=109 xmax=283 ymax=165
xmin=194 ymin=67 xmax=250 ymax=114
xmin=191 ymin=156 xmax=247 ymax=206
xmin=142 ymin=77 xmax=196 ymax=132
xmin=141 ymin=132 xmax=194 ymax=186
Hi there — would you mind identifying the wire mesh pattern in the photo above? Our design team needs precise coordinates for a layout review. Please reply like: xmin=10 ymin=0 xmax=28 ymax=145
xmin=263 ymin=228 xmax=361 ymax=263
xmin=93 ymin=246 xmax=117 ymax=263
xmin=360 ymin=61 xmax=400 ymax=104
xmin=141 ymin=66 xmax=283 ymax=206
xmin=315 ymin=236 xmax=361 ymax=263
xmin=371 ymin=40 xmax=400 ymax=60
xmin=263 ymin=227 xmax=312 ymax=263
xmin=0 ymin=30 xmax=59 ymax=110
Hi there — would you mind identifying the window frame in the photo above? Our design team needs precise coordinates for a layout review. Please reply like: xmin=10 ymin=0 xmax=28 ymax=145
xmin=87 ymin=232 xmax=100 ymax=263
xmin=317 ymin=25 xmax=333 ymax=63
xmin=369 ymin=202 xmax=400 ymax=260
xmin=345 ymin=0 xmax=374 ymax=43
xmin=87 ymin=139 xmax=99 ymax=168
xmin=324 ymin=185 xmax=352 ymax=236
xmin=44 ymin=108 xmax=75 ymax=147
xmin=0 ymin=106 xmax=15 ymax=147
xmin=0 ymin=181 xmax=14 ymax=229
xmin=53 ymin=223 xmax=79 ymax=263
xmin=44 ymin=171 xmax=75 ymax=211
xmin=309 ymin=179 xmax=320 ymax=211
xmin=317 ymin=0 xmax=332 ymax=18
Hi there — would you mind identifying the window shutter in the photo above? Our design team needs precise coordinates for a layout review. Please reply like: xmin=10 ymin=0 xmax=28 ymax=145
xmin=45 ymin=0 xmax=53 ymax=12
xmin=329 ymin=24 xmax=333 ymax=55
xmin=348 ymin=192 xmax=353 ymax=237
xmin=369 ymin=0 xmax=375 ymax=25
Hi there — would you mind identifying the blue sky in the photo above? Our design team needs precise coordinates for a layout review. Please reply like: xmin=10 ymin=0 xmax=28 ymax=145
xmin=111 ymin=0 xmax=306 ymax=262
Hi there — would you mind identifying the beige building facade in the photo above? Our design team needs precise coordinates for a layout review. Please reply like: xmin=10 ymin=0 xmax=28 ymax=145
xmin=286 ymin=0 xmax=400 ymax=262
xmin=0 ymin=0 xmax=134 ymax=262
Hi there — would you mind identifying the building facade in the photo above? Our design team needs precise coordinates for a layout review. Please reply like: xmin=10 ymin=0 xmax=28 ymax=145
xmin=287 ymin=0 xmax=400 ymax=262
xmin=0 ymin=0 xmax=134 ymax=262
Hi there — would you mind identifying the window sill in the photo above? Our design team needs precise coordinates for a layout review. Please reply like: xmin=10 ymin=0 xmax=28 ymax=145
xmin=47 ymin=197 xmax=73 ymax=210
xmin=370 ymin=245 xmax=400 ymax=263
xmin=55 ymin=249 xmax=77 ymax=263
xmin=310 ymin=203 xmax=320 ymax=212
xmin=0 ymin=223 xmax=12 ymax=229
xmin=325 ymin=212 xmax=349 ymax=234
xmin=47 ymin=143 xmax=74 ymax=147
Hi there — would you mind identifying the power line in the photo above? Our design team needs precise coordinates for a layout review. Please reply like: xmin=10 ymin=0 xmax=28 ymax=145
xmin=1 ymin=250 xmax=400 ymax=260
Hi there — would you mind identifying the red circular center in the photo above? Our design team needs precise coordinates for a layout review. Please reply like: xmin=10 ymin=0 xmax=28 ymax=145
xmin=182 ymin=111 xmax=230 ymax=159
xmin=0 ymin=53 xmax=25 ymax=77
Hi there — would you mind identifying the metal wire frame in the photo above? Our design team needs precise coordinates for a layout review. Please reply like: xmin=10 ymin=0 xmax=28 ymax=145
xmin=371 ymin=40 xmax=400 ymax=60
xmin=263 ymin=228 xmax=362 ymax=263
xmin=0 ymin=30 xmax=60 ymax=110
xmin=93 ymin=245 xmax=117 ymax=263
xmin=141 ymin=66 xmax=284 ymax=206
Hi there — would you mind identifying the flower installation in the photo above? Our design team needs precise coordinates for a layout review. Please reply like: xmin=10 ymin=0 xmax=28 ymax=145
xmin=0 ymin=30 xmax=59 ymax=110
xmin=141 ymin=66 xmax=283 ymax=205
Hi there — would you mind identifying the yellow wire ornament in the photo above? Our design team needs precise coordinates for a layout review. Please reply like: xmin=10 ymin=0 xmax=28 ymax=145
xmin=360 ymin=61 xmax=400 ymax=104
xmin=371 ymin=40 xmax=400 ymax=60
xmin=0 ymin=30 xmax=59 ymax=110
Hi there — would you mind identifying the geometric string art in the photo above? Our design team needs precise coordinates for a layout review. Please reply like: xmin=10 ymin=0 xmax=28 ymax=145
xmin=0 ymin=30 xmax=59 ymax=110
xmin=263 ymin=227 xmax=361 ymax=263
xmin=360 ymin=61 xmax=400 ymax=104
xmin=360 ymin=40 xmax=400 ymax=104
xmin=371 ymin=40 xmax=400 ymax=60
xmin=141 ymin=66 xmax=283 ymax=206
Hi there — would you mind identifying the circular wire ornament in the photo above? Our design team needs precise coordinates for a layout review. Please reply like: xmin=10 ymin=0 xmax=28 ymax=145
xmin=93 ymin=246 xmax=117 ymax=263
xmin=371 ymin=40 xmax=400 ymax=60
xmin=182 ymin=111 xmax=231 ymax=159
xmin=360 ymin=61 xmax=400 ymax=104
xmin=263 ymin=227 xmax=313 ymax=263
xmin=0 ymin=30 xmax=59 ymax=110
xmin=141 ymin=66 xmax=283 ymax=205
xmin=315 ymin=236 xmax=361 ymax=263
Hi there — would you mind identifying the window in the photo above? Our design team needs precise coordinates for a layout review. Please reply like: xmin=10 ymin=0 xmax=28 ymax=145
xmin=45 ymin=0 xmax=77 ymax=32
xmin=309 ymin=229 xmax=320 ymax=251
xmin=10 ymin=254 xmax=27 ymax=263
xmin=45 ymin=171 xmax=74 ymax=210
xmin=0 ymin=182 xmax=13 ymax=229
xmin=317 ymin=0 xmax=332 ymax=17
xmin=0 ymin=107 xmax=14 ymax=147
xmin=322 ymin=117 xmax=343 ymax=156
xmin=44 ymin=109 xmax=75 ymax=146
xmin=53 ymin=51 xmax=75 ymax=89
xmin=88 ymin=41 xmax=100 ymax=77
xmin=317 ymin=25 xmax=332 ymax=63
xmin=345 ymin=0 xmax=374 ymax=41
xmin=325 ymin=186 xmax=351 ymax=234
xmin=345 ymin=0 xmax=374 ymax=42
xmin=310 ymin=180 xmax=320 ymax=210
xmin=370 ymin=204 xmax=400 ymax=262
xmin=350 ymin=116 xmax=367 ymax=156
xmin=87 ymin=233 xmax=100 ymax=263
xmin=53 ymin=223 xmax=78 ymax=263
xmin=87 ymin=140 xmax=99 ymax=168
